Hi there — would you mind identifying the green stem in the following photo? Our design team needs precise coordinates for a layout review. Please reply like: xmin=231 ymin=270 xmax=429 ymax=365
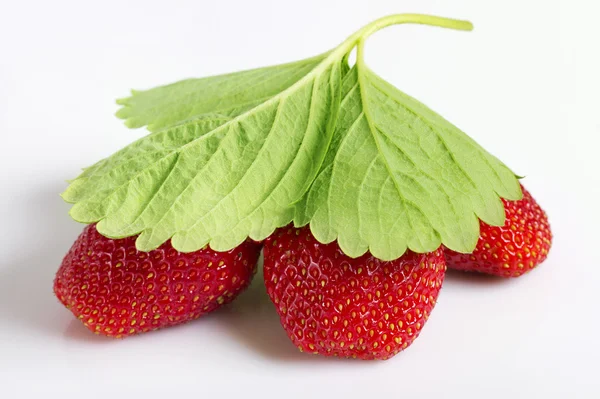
xmin=331 ymin=14 xmax=473 ymax=61
xmin=356 ymin=13 xmax=473 ymax=40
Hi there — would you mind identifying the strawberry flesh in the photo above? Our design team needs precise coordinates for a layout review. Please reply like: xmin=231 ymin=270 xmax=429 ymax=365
xmin=54 ymin=224 xmax=261 ymax=338
xmin=263 ymin=226 xmax=446 ymax=360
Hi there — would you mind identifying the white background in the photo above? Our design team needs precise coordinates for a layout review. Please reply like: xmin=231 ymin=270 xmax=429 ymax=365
xmin=1 ymin=0 xmax=598 ymax=397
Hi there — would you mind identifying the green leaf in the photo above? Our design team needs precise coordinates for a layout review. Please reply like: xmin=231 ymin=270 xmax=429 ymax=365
xmin=294 ymin=65 xmax=521 ymax=260
xmin=65 ymin=14 xmax=522 ymax=260
xmin=64 ymin=51 xmax=344 ymax=252
xmin=115 ymin=53 xmax=330 ymax=132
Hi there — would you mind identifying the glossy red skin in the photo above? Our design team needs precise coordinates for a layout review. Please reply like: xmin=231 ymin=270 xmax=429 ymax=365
xmin=263 ymin=226 xmax=446 ymax=360
xmin=445 ymin=185 xmax=552 ymax=277
xmin=54 ymin=224 xmax=261 ymax=338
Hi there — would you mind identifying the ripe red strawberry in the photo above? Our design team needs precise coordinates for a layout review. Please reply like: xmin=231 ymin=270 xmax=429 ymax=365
xmin=445 ymin=184 xmax=552 ymax=277
xmin=263 ymin=226 xmax=446 ymax=360
xmin=54 ymin=224 xmax=261 ymax=338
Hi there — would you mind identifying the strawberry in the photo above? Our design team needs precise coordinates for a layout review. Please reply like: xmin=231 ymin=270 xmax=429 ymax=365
xmin=445 ymin=184 xmax=552 ymax=277
xmin=263 ymin=226 xmax=446 ymax=360
xmin=54 ymin=224 xmax=261 ymax=338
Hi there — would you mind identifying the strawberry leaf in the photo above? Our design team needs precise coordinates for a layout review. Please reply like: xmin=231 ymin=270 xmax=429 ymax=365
xmin=294 ymin=64 xmax=521 ymax=260
xmin=64 ymin=54 xmax=344 ymax=252
xmin=64 ymin=14 xmax=522 ymax=260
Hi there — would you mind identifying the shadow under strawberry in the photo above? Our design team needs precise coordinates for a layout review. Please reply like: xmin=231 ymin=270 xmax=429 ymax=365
xmin=443 ymin=269 xmax=516 ymax=286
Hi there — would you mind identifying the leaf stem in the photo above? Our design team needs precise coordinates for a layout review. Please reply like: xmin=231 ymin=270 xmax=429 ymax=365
xmin=332 ymin=14 xmax=473 ymax=60
xmin=355 ymin=13 xmax=473 ymax=41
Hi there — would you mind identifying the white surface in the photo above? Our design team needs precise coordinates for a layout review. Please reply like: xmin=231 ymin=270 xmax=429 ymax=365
xmin=1 ymin=0 xmax=599 ymax=397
